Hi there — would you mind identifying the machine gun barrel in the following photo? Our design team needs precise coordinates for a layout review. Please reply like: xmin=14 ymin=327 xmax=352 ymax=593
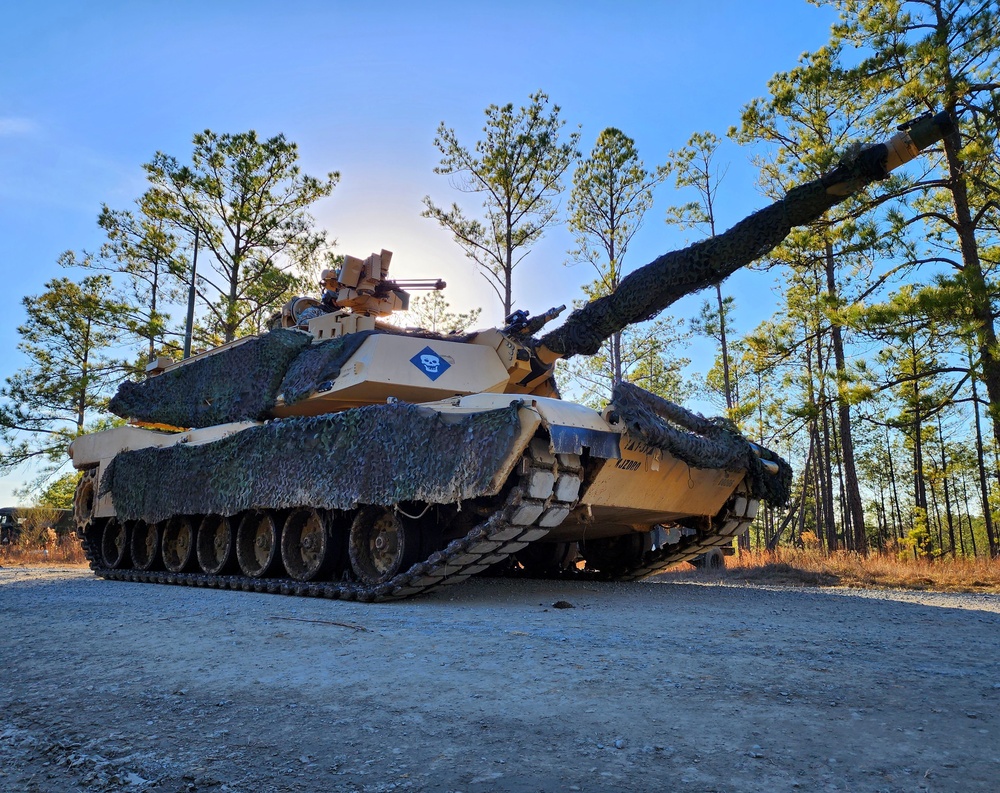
xmin=386 ymin=279 xmax=447 ymax=291
xmin=534 ymin=111 xmax=954 ymax=362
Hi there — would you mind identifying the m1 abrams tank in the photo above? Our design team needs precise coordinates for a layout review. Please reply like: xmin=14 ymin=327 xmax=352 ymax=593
xmin=69 ymin=112 xmax=953 ymax=601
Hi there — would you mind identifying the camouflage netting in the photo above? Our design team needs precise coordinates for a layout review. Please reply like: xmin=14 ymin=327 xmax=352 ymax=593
xmin=278 ymin=330 xmax=382 ymax=405
xmin=609 ymin=382 xmax=792 ymax=507
xmin=109 ymin=329 xmax=312 ymax=428
xmin=100 ymin=402 xmax=522 ymax=524
xmin=108 ymin=326 xmax=477 ymax=427
xmin=537 ymin=148 xmax=892 ymax=359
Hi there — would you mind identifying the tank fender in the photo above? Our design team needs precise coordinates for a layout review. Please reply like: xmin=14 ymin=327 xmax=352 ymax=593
xmin=446 ymin=394 xmax=621 ymax=460
xmin=69 ymin=421 xmax=263 ymax=520
xmin=546 ymin=423 xmax=620 ymax=459
xmin=524 ymin=396 xmax=621 ymax=459
xmin=69 ymin=421 xmax=263 ymax=468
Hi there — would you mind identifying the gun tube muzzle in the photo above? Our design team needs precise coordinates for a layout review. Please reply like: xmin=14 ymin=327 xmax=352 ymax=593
xmin=825 ymin=110 xmax=954 ymax=196
xmin=886 ymin=111 xmax=954 ymax=172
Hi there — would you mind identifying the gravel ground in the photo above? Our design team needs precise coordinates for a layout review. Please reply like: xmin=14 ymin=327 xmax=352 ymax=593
xmin=1 ymin=567 xmax=998 ymax=793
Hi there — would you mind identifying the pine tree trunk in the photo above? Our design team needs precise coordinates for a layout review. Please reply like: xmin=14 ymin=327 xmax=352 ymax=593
xmin=824 ymin=241 xmax=867 ymax=552
xmin=612 ymin=331 xmax=623 ymax=385
xmin=715 ymin=284 xmax=733 ymax=410
xmin=970 ymin=362 xmax=998 ymax=557
xmin=819 ymin=389 xmax=838 ymax=551
xmin=78 ymin=317 xmax=92 ymax=434
xmin=877 ymin=480 xmax=888 ymax=550
xmin=937 ymin=416 xmax=957 ymax=558
xmin=960 ymin=477 xmax=978 ymax=557
xmin=954 ymin=477 xmax=967 ymax=557
xmin=813 ymin=427 xmax=826 ymax=550
xmin=910 ymin=337 xmax=928 ymax=515
xmin=832 ymin=419 xmax=850 ymax=548
xmin=885 ymin=428 xmax=904 ymax=543
xmin=940 ymin=95 xmax=1000 ymax=520
xmin=928 ymin=475 xmax=944 ymax=554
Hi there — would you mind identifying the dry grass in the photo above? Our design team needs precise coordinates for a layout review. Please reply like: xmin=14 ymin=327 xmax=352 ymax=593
xmin=0 ymin=539 xmax=89 ymax=567
xmin=5 ymin=538 xmax=1000 ymax=593
xmin=665 ymin=548 xmax=1000 ymax=593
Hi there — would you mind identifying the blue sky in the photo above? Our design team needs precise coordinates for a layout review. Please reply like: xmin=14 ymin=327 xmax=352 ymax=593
xmin=0 ymin=0 xmax=842 ymax=500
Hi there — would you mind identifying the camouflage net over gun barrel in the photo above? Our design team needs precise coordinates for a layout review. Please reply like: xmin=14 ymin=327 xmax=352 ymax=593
xmin=537 ymin=112 xmax=954 ymax=360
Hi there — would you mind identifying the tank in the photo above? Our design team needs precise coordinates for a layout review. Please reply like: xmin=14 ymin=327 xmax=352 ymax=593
xmin=69 ymin=111 xmax=953 ymax=601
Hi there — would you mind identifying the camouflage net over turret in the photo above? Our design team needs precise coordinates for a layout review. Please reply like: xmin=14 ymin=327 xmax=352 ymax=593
xmin=609 ymin=382 xmax=792 ymax=507
xmin=100 ymin=402 xmax=522 ymax=524
xmin=108 ymin=327 xmax=475 ymax=427
xmin=278 ymin=330 xmax=381 ymax=406
xmin=109 ymin=329 xmax=312 ymax=428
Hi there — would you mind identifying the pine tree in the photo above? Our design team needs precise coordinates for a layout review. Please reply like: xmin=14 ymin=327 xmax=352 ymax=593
xmin=423 ymin=91 xmax=579 ymax=316
xmin=662 ymin=131 xmax=738 ymax=412
xmin=0 ymin=276 xmax=131 ymax=485
xmin=62 ymin=189 xmax=187 ymax=365
xmin=405 ymin=291 xmax=482 ymax=334
xmin=565 ymin=127 xmax=667 ymax=385
xmin=145 ymin=130 xmax=340 ymax=343
xmin=734 ymin=43 xmax=903 ymax=552
xmin=824 ymin=0 xmax=1000 ymax=501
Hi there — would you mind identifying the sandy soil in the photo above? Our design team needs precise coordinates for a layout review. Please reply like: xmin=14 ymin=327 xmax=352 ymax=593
xmin=1 ymin=567 xmax=998 ymax=793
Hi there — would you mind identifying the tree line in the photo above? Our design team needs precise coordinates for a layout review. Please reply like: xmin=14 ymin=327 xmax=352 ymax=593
xmin=723 ymin=0 xmax=1000 ymax=560
xmin=2 ymin=0 xmax=998 ymax=562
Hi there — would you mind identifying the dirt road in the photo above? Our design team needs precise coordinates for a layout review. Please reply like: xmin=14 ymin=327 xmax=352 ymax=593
xmin=1 ymin=567 xmax=998 ymax=792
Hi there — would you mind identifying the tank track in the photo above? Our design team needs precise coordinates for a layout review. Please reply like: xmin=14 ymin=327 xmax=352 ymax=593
xmin=78 ymin=440 xmax=582 ymax=602
xmin=610 ymin=485 xmax=758 ymax=580
xmin=525 ymin=484 xmax=757 ymax=582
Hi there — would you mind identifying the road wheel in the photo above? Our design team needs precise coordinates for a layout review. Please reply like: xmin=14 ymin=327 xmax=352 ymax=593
xmin=281 ymin=508 xmax=335 ymax=582
xmin=131 ymin=521 xmax=161 ymax=571
xmin=162 ymin=516 xmax=196 ymax=573
xmin=236 ymin=511 xmax=281 ymax=578
xmin=197 ymin=515 xmax=235 ymax=575
xmin=100 ymin=519 xmax=129 ymax=569
xmin=73 ymin=468 xmax=98 ymax=528
xmin=349 ymin=507 xmax=421 ymax=586
xmin=693 ymin=547 xmax=726 ymax=570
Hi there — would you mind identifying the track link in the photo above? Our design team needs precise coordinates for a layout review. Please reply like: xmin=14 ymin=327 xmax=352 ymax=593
xmin=79 ymin=440 xmax=582 ymax=602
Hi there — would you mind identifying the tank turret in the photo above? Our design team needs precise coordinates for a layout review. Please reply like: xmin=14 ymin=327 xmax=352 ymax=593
xmin=68 ymin=111 xmax=953 ymax=601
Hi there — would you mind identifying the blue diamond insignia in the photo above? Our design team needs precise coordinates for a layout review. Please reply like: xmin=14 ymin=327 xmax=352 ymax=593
xmin=410 ymin=347 xmax=451 ymax=381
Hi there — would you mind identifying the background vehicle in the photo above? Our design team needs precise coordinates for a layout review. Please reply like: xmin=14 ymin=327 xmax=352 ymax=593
xmin=0 ymin=507 xmax=74 ymax=546
xmin=0 ymin=508 xmax=21 ymax=545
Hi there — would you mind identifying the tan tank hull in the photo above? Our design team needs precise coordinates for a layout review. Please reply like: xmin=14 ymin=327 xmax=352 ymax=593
xmin=70 ymin=372 xmax=761 ymax=601
xmin=70 ymin=391 xmax=743 ymax=533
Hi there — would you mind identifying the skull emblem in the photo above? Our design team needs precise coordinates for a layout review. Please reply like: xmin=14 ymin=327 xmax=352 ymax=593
xmin=411 ymin=346 xmax=450 ymax=380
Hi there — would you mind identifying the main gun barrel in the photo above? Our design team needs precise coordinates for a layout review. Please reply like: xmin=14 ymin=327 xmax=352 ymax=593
xmin=534 ymin=111 xmax=954 ymax=363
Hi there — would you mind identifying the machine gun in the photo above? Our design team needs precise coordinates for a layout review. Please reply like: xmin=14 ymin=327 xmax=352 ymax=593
xmin=327 ymin=249 xmax=446 ymax=316
xmin=278 ymin=249 xmax=447 ymax=331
